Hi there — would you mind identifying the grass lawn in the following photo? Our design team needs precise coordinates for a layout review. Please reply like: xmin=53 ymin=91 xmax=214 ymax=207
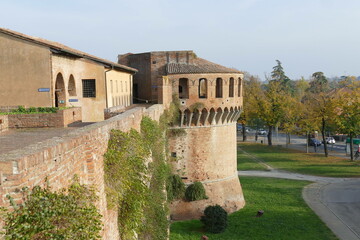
xmin=170 ymin=177 xmax=338 ymax=240
xmin=238 ymin=142 xmax=360 ymax=177
xmin=237 ymin=147 xmax=269 ymax=171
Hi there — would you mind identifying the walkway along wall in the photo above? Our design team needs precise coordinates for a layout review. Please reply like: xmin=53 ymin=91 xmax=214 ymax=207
xmin=0 ymin=105 xmax=164 ymax=240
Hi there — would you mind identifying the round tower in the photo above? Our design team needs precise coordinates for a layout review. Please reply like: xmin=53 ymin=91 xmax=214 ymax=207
xmin=168 ymin=65 xmax=245 ymax=220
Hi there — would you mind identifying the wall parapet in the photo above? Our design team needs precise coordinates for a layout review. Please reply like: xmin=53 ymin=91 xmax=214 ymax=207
xmin=5 ymin=107 xmax=81 ymax=128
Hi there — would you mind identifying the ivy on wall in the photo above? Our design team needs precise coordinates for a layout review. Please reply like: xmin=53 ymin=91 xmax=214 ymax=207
xmin=104 ymin=112 xmax=178 ymax=240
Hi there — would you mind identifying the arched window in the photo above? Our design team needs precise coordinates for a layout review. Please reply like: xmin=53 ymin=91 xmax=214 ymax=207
xmin=229 ymin=77 xmax=234 ymax=97
xmin=179 ymin=78 xmax=189 ymax=99
xmin=238 ymin=77 xmax=242 ymax=97
xmin=68 ymin=75 xmax=76 ymax=96
xmin=216 ymin=78 xmax=223 ymax=98
xmin=198 ymin=78 xmax=207 ymax=98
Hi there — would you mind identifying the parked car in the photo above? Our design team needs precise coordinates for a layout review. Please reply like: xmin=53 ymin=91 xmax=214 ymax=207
xmin=309 ymin=138 xmax=322 ymax=146
xmin=323 ymin=137 xmax=336 ymax=144
xmin=237 ymin=124 xmax=250 ymax=133
xmin=258 ymin=129 xmax=267 ymax=135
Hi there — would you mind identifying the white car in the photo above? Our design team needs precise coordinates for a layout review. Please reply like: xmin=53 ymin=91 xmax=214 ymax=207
xmin=324 ymin=137 xmax=336 ymax=144
xmin=258 ymin=129 xmax=267 ymax=135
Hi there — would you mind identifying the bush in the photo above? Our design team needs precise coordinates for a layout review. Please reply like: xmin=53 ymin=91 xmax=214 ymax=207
xmin=166 ymin=174 xmax=186 ymax=201
xmin=185 ymin=181 xmax=207 ymax=201
xmin=3 ymin=178 xmax=102 ymax=239
xmin=201 ymin=205 xmax=228 ymax=234
xmin=28 ymin=107 xmax=37 ymax=112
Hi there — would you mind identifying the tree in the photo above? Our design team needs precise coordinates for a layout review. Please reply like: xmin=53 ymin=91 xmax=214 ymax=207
xmin=281 ymin=96 xmax=303 ymax=147
xmin=333 ymin=88 xmax=360 ymax=161
xmin=308 ymin=72 xmax=329 ymax=93
xmin=271 ymin=60 xmax=291 ymax=93
xmin=256 ymin=81 xmax=287 ymax=145
xmin=240 ymin=73 xmax=263 ymax=142
xmin=293 ymin=77 xmax=310 ymax=101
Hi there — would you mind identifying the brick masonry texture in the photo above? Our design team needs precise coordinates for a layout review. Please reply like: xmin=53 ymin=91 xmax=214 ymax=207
xmin=0 ymin=115 xmax=8 ymax=132
xmin=0 ymin=105 xmax=164 ymax=240
xmin=6 ymin=107 xmax=82 ymax=128
xmin=169 ymin=124 xmax=245 ymax=220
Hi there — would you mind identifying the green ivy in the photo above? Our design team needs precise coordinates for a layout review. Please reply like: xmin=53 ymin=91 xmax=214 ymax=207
xmin=104 ymin=129 xmax=149 ymax=239
xmin=2 ymin=177 xmax=102 ymax=239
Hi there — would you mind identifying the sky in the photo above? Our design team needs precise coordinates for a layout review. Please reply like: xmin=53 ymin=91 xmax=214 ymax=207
xmin=1 ymin=0 xmax=360 ymax=80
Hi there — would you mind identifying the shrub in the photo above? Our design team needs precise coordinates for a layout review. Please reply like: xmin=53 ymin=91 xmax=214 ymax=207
xmin=201 ymin=205 xmax=228 ymax=234
xmin=185 ymin=181 xmax=207 ymax=201
xmin=167 ymin=174 xmax=186 ymax=201
xmin=3 ymin=178 xmax=102 ymax=239
xmin=28 ymin=107 xmax=37 ymax=112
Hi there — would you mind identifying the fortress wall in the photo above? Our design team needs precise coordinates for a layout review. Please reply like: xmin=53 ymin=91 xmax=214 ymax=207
xmin=169 ymin=123 xmax=245 ymax=220
xmin=0 ymin=104 xmax=164 ymax=240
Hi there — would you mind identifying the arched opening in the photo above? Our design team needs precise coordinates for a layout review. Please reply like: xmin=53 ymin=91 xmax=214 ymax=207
xmin=216 ymin=78 xmax=223 ymax=98
xmin=228 ymin=107 xmax=234 ymax=122
xmin=179 ymin=78 xmax=189 ymax=99
xmin=238 ymin=77 xmax=242 ymax=97
xmin=200 ymin=108 xmax=208 ymax=126
xmin=222 ymin=107 xmax=229 ymax=123
xmin=184 ymin=109 xmax=191 ymax=126
xmin=198 ymin=78 xmax=207 ymax=98
xmin=192 ymin=109 xmax=200 ymax=126
xmin=209 ymin=108 xmax=216 ymax=125
xmin=229 ymin=77 xmax=234 ymax=97
xmin=55 ymin=73 xmax=66 ymax=107
xmin=215 ymin=107 xmax=223 ymax=124
xmin=68 ymin=75 xmax=76 ymax=96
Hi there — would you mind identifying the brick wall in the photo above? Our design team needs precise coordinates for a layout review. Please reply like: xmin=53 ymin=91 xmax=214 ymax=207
xmin=168 ymin=123 xmax=245 ymax=220
xmin=0 ymin=104 xmax=164 ymax=239
xmin=0 ymin=115 xmax=8 ymax=132
xmin=6 ymin=107 xmax=81 ymax=128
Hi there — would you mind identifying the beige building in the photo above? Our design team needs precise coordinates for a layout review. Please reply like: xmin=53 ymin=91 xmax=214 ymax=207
xmin=0 ymin=28 xmax=136 ymax=122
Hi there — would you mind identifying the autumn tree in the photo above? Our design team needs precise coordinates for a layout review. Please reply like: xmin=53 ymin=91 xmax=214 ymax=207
xmin=256 ymin=81 xmax=287 ymax=145
xmin=333 ymin=88 xmax=360 ymax=160
xmin=239 ymin=72 xmax=263 ymax=141
xmin=304 ymin=72 xmax=337 ymax=156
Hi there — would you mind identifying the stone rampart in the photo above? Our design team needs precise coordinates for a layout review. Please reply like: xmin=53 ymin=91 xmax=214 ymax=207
xmin=0 ymin=104 xmax=164 ymax=240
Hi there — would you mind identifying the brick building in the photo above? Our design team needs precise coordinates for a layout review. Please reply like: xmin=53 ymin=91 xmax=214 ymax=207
xmin=119 ymin=51 xmax=245 ymax=219
xmin=0 ymin=28 xmax=137 ymax=122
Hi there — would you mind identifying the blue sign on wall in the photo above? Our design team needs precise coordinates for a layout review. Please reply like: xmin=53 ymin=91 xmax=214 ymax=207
xmin=69 ymin=99 xmax=79 ymax=102
xmin=38 ymin=88 xmax=50 ymax=92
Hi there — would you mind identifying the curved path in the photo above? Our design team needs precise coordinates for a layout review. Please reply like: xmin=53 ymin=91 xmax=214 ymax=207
xmin=238 ymin=170 xmax=360 ymax=240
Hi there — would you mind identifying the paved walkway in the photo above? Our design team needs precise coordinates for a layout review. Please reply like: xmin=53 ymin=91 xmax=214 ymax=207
xmin=0 ymin=122 xmax=93 ymax=156
xmin=238 ymin=169 xmax=360 ymax=240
